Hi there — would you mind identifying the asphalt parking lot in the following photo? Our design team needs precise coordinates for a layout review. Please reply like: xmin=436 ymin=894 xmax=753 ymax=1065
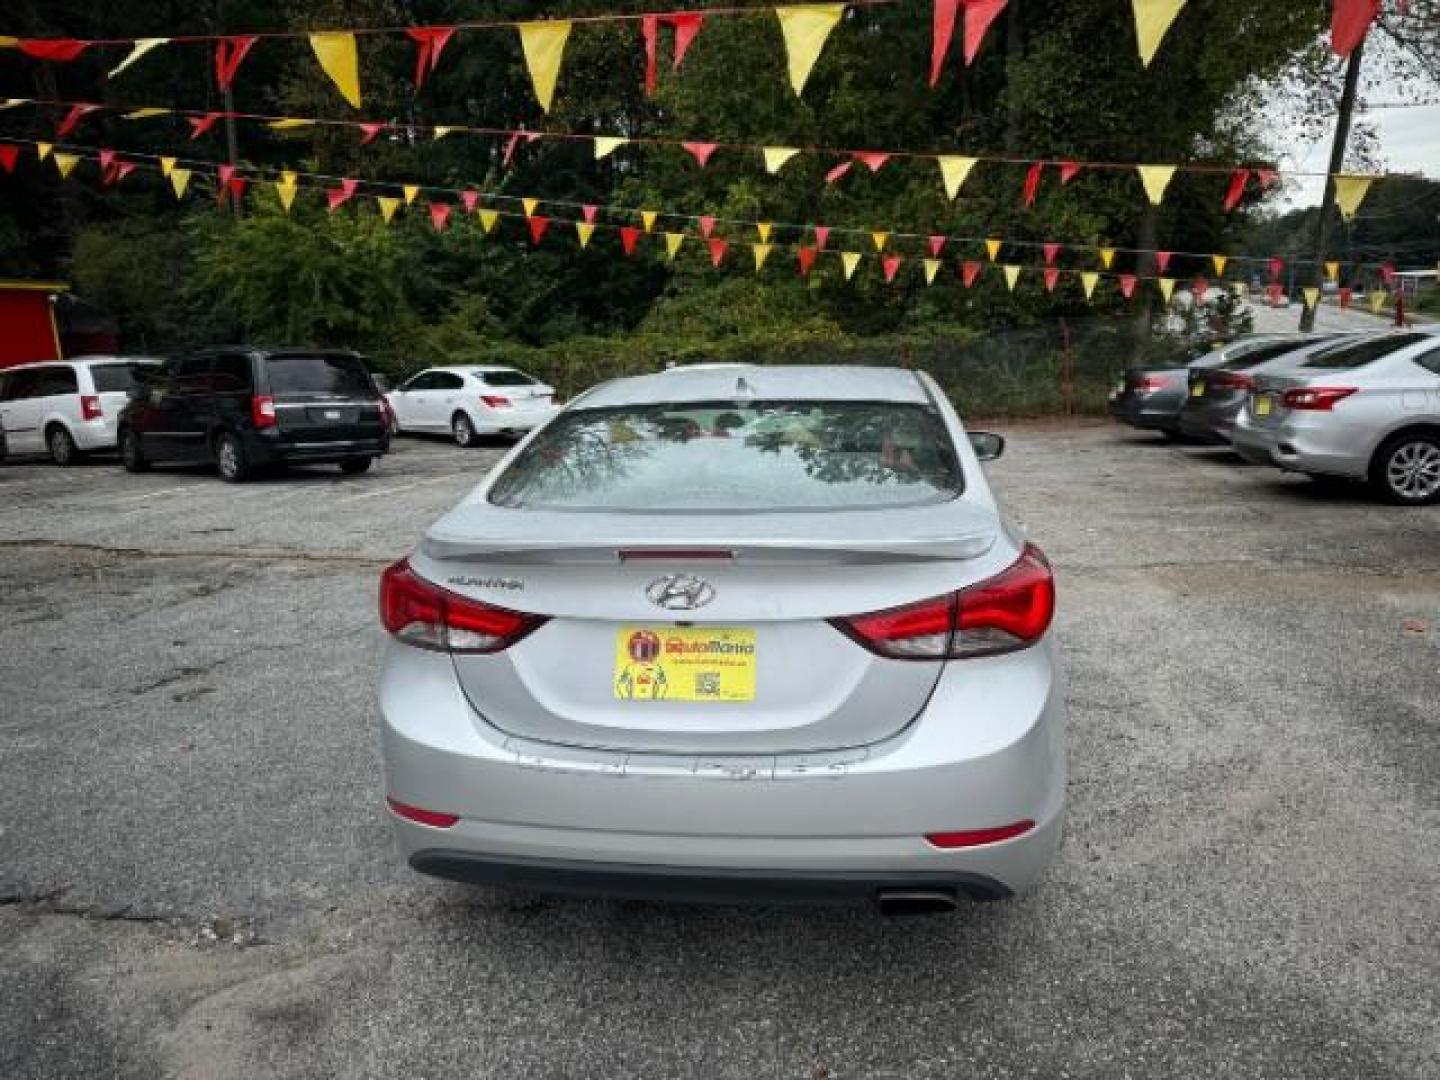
xmin=2 ymin=426 xmax=1437 ymax=1079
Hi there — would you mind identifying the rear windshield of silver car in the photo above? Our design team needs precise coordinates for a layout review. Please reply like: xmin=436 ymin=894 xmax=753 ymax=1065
xmin=1302 ymin=333 xmax=1434 ymax=369
xmin=488 ymin=400 xmax=963 ymax=511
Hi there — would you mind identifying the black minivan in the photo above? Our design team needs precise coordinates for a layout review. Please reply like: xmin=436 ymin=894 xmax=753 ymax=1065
xmin=117 ymin=348 xmax=392 ymax=482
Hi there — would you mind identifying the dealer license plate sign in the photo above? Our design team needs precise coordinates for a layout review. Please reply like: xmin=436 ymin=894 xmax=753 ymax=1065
xmin=614 ymin=627 xmax=756 ymax=702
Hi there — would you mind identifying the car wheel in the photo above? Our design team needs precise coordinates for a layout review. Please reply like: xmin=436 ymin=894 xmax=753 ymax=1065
xmin=1370 ymin=431 xmax=1440 ymax=506
xmin=452 ymin=412 xmax=478 ymax=448
xmin=214 ymin=432 xmax=250 ymax=483
xmin=339 ymin=456 xmax=373 ymax=475
xmin=47 ymin=425 xmax=80 ymax=466
xmin=119 ymin=428 xmax=150 ymax=473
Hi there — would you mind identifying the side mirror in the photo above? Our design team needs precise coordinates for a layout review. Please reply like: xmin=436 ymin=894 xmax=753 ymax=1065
xmin=969 ymin=431 xmax=1005 ymax=461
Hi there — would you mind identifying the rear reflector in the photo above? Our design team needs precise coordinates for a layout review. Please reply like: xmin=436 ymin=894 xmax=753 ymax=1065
xmin=386 ymin=797 xmax=459 ymax=829
xmin=379 ymin=559 xmax=548 ymax=653
xmin=925 ymin=820 xmax=1035 ymax=849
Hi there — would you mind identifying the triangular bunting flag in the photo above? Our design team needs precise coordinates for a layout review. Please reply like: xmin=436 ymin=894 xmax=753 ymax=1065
xmin=188 ymin=113 xmax=222 ymax=140
xmin=1325 ymin=261 xmax=1340 ymax=283
xmin=523 ymin=197 xmax=540 ymax=217
xmin=1332 ymin=0 xmax=1382 ymax=59
xmin=882 ymin=255 xmax=902 ymax=284
xmin=643 ymin=14 xmax=706 ymax=95
xmin=407 ymin=27 xmax=457 ymax=92
xmin=1155 ymin=251 xmax=1172 ymax=273
xmin=53 ymin=152 xmax=81 ymax=179
xmin=664 ymin=232 xmax=684 ymax=259
xmin=108 ymin=37 xmax=168 ymax=79
xmin=775 ymin=5 xmax=844 ymax=96
xmin=1303 ymin=287 xmax=1321 ymax=311
xmin=1369 ymin=289 xmax=1387 ymax=314
xmin=377 ymin=197 xmax=401 ymax=223
xmin=1059 ymin=161 xmax=1082 ymax=185
xmin=582 ymin=205 xmax=598 ymax=224
xmin=575 ymin=222 xmax=595 ymax=248
xmin=1043 ymin=243 xmax=1061 ymax=265
xmin=1021 ymin=162 xmax=1044 ymax=207
xmin=816 ymin=226 xmax=832 ymax=251
xmin=429 ymin=202 xmax=451 ymax=232
xmin=763 ymin=147 xmax=799 ymax=174
xmin=432 ymin=126 xmax=455 ymax=140
xmin=620 ymin=226 xmax=641 ymax=254
xmin=825 ymin=160 xmax=854 ymax=185
xmin=403 ymin=184 xmax=421 ymax=205
xmin=309 ymin=32 xmax=362 ymax=108
xmin=594 ymin=136 xmax=628 ymax=160
xmin=18 ymin=39 xmax=90 ymax=62
xmin=707 ymin=238 xmax=729 ymax=267
xmin=1099 ymin=247 xmax=1116 ymax=269
xmin=1119 ymin=274 xmax=1137 ymax=299
xmin=1138 ymin=165 xmax=1177 ymax=205
xmin=169 ymin=168 xmax=191 ymax=199
xmin=756 ymin=222 xmax=773 ymax=242
xmin=1223 ymin=169 xmax=1250 ymax=212
xmin=159 ymin=157 xmax=176 ymax=177
xmin=123 ymin=108 xmax=170 ymax=119
xmin=326 ymin=178 xmax=359 ymax=212
xmin=268 ymin=118 xmax=315 ymax=131
xmin=1338 ymin=287 xmax=1352 ymax=309
xmin=641 ymin=210 xmax=659 ymax=233
xmin=1003 ymin=265 xmax=1021 ymax=292
xmin=0 ymin=145 xmax=18 ymax=173
xmin=529 ymin=216 xmax=550 ymax=245
xmin=985 ymin=238 xmax=1002 ymax=262
xmin=518 ymin=21 xmax=571 ymax=113
xmin=937 ymin=155 xmax=977 ymax=200
xmin=872 ymin=231 xmax=889 ymax=252
xmin=924 ymin=258 xmax=941 ymax=285
xmin=479 ymin=209 xmax=499 ymax=234
xmin=856 ymin=151 xmax=890 ymax=173
xmin=1192 ymin=276 xmax=1209 ymax=302
xmin=798 ymin=246 xmax=817 ymax=277
xmin=841 ymin=252 xmax=861 ymax=280
xmin=753 ymin=243 xmax=773 ymax=271
xmin=699 ymin=215 xmax=716 ymax=238
xmin=1158 ymin=277 xmax=1176 ymax=303
xmin=1081 ymin=272 xmax=1099 ymax=300
xmin=1043 ymin=268 xmax=1060 ymax=293
xmin=276 ymin=171 xmax=298 ymax=212
xmin=1212 ymin=254 xmax=1228 ymax=276
xmin=460 ymin=191 xmax=479 ymax=214
xmin=215 ymin=36 xmax=258 ymax=92
xmin=55 ymin=103 xmax=99 ymax=139
xmin=36 ymin=142 xmax=52 ymax=161
xmin=683 ymin=141 xmax=718 ymax=167
xmin=1132 ymin=0 xmax=1187 ymax=67
xmin=961 ymin=261 xmax=983 ymax=288
xmin=1333 ymin=173 xmax=1377 ymax=221
xmin=359 ymin=122 xmax=384 ymax=145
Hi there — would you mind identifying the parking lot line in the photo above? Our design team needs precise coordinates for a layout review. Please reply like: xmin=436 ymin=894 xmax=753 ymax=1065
xmin=333 ymin=474 xmax=468 ymax=505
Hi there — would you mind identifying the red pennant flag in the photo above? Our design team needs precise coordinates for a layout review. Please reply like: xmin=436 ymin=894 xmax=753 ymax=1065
xmin=215 ymin=36 xmax=258 ymax=92
xmin=407 ymin=27 xmax=456 ymax=91
xmin=1223 ymin=169 xmax=1250 ymax=213
xmin=669 ymin=14 xmax=704 ymax=70
xmin=882 ymin=255 xmax=902 ymax=283
xmin=964 ymin=0 xmax=1010 ymax=65
xmin=1268 ymin=257 xmax=1284 ymax=281
xmin=930 ymin=0 xmax=960 ymax=86
xmin=961 ymin=260 xmax=983 ymax=288
xmin=430 ymin=202 xmax=452 ymax=232
xmin=501 ymin=131 xmax=541 ymax=169
xmin=1267 ymin=283 xmax=1284 ymax=304
xmin=1059 ymin=161 xmax=1081 ymax=185
xmin=98 ymin=149 xmax=116 ymax=171
xmin=1043 ymin=243 xmax=1061 ymax=264
xmin=1155 ymin=251 xmax=1172 ymax=273
xmin=528 ymin=216 xmax=550 ymax=245
xmin=707 ymin=237 xmax=729 ymax=267
xmin=644 ymin=14 xmax=706 ymax=96
xmin=1192 ymin=276 xmax=1209 ymax=302
xmin=18 ymin=39 xmax=90 ymax=61
xmin=642 ymin=15 xmax=660 ymax=95
xmin=583 ymin=204 xmax=599 ymax=224
xmin=326 ymin=179 xmax=359 ymax=212
xmin=699 ymin=216 xmax=716 ymax=239
xmin=815 ymin=226 xmax=831 ymax=250
xmin=1256 ymin=169 xmax=1278 ymax=190
xmin=56 ymin=103 xmax=99 ymax=139
xmin=1021 ymin=162 xmax=1044 ymax=207
xmin=217 ymin=164 xmax=236 ymax=189
xmin=1338 ymin=287 xmax=1353 ymax=310
xmin=188 ymin=113 xmax=223 ymax=140
xmin=225 ymin=176 xmax=248 ymax=206
xmin=0 ymin=145 xmax=19 ymax=173
xmin=110 ymin=162 xmax=137 ymax=185
xmin=620 ymin=226 xmax=641 ymax=255
xmin=798 ymin=246 xmax=817 ymax=277
xmin=856 ymin=151 xmax=890 ymax=173
xmin=456 ymin=190 xmax=477 ymax=213
xmin=359 ymin=122 xmax=385 ymax=145
xmin=1119 ymin=274 xmax=1137 ymax=299
xmin=825 ymin=160 xmax=853 ymax=185
xmin=929 ymin=235 xmax=946 ymax=257
xmin=1043 ymin=268 xmax=1060 ymax=293
xmin=682 ymin=141 xmax=718 ymax=167
xmin=1332 ymin=0 xmax=1381 ymax=58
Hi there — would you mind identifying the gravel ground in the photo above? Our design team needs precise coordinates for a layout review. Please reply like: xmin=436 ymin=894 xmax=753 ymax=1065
xmin=1 ymin=426 xmax=1437 ymax=1079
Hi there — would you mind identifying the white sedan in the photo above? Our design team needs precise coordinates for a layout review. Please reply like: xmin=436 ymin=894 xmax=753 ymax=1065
xmin=386 ymin=366 xmax=558 ymax=446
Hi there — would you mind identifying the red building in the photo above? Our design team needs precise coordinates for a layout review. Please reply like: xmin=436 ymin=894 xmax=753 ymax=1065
xmin=0 ymin=281 xmax=121 ymax=367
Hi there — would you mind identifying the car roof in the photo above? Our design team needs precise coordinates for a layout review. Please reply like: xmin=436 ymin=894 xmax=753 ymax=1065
xmin=69 ymin=355 xmax=162 ymax=364
xmin=578 ymin=365 xmax=930 ymax=407
xmin=427 ymin=365 xmax=520 ymax=374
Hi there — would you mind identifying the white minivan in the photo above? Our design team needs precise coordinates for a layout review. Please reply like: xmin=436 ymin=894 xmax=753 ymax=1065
xmin=0 ymin=357 xmax=161 ymax=465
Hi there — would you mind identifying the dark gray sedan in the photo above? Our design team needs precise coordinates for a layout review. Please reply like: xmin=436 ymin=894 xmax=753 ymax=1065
xmin=1177 ymin=335 xmax=1348 ymax=444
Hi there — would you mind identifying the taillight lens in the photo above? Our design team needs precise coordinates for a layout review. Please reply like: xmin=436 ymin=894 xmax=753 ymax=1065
xmin=832 ymin=545 xmax=1055 ymax=660
xmin=481 ymin=395 xmax=512 ymax=408
xmin=379 ymin=559 xmax=547 ymax=653
xmin=1211 ymin=371 xmax=1256 ymax=391
xmin=1134 ymin=375 xmax=1170 ymax=393
xmin=251 ymin=394 xmax=277 ymax=429
xmin=80 ymin=394 xmax=102 ymax=420
xmin=1282 ymin=387 xmax=1357 ymax=411
xmin=378 ymin=397 xmax=396 ymax=429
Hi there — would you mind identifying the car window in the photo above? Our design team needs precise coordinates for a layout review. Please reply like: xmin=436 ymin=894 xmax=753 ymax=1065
xmin=1222 ymin=341 xmax=1312 ymax=370
xmin=1413 ymin=348 xmax=1440 ymax=376
xmin=1303 ymin=333 xmax=1435 ymax=370
xmin=171 ymin=356 xmax=212 ymax=394
xmin=210 ymin=354 xmax=253 ymax=394
xmin=489 ymin=400 xmax=964 ymax=512
xmin=264 ymin=354 xmax=375 ymax=397
xmin=432 ymin=372 xmax=465 ymax=391
xmin=35 ymin=367 xmax=80 ymax=397
xmin=476 ymin=369 xmax=537 ymax=387
xmin=1 ymin=370 xmax=38 ymax=401
xmin=90 ymin=363 xmax=157 ymax=393
xmin=400 ymin=372 xmax=433 ymax=391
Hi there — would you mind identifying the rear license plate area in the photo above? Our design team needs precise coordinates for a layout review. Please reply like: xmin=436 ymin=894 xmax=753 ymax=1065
xmin=614 ymin=627 xmax=756 ymax=702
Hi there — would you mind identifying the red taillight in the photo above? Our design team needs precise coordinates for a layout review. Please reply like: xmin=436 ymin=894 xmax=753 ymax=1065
xmin=80 ymin=394 xmax=103 ymax=420
xmin=1282 ymin=386 xmax=1357 ymax=411
xmin=251 ymin=394 xmax=277 ymax=429
xmin=378 ymin=397 xmax=395 ymax=429
xmin=925 ymin=820 xmax=1035 ymax=849
xmin=1134 ymin=375 xmax=1170 ymax=393
xmin=1211 ymin=371 xmax=1256 ymax=391
xmin=832 ymin=544 xmax=1055 ymax=660
xmin=481 ymin=395 xmax=512 ymax=408
xmin=386 ymin=796 xmax=459 ymax=829
xmin=379 ymin=559 xmax=547 ymax=653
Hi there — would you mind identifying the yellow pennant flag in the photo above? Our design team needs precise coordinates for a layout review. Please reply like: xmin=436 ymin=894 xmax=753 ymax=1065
xmin=432 ymin=126 xmax=455 ymax=140
xmin=377 ymin=196 xmax=401 ymax=223
xmin=1158 ymin=277 xmax=1177 ymax=303
xmin=775 ymin=4 xmax=844 ymax=96
xmin=763 ymin=146 xmax=800 ymax=174
xmin=753 ymin=243 xmax=773 ymax=271
xmin=1369 ymin=290 xmax=1388 ymax=314
xmin=159 ymin=156 xmax=177 ymax=177
xmin=1137 ymin=165 xmax=1177 ymax=205
xmin=54 ymin=152 xmax=80 ymax=179
xmin=641 ymin=210 xmax=659 ymax=233
xmin=757 ymin=222 xmax=773 ymax=242
xmin=1132 ymin=0 xmax=1187 ymax=67
xmin=268 ymin=118 xmax=314 ymax=131
xmin=309 ymin=32 xmax=362 ymax=108
xmin=937 ymin=155 xmax=978 ymax=200
xmin=872 ymin=231 xmax=889 ymax=252
xmin=1325 ymin=261 xmax=1340 ymax=283
xmin=403 ymin=184 xmax=421 ymax=205
xmin=276 ymin=172 xmax=299 ymax=212
xmin=664 ymin=232 xmax=685 ymax=259
xmin=1211 ymin=254 xmax=1228 ymax=277
xmin=985 ymin=238 xmax=1002 ymax=262
xmin=36 ymin=142 xmax=53 ymax=161
xmin=108 ymin=37 xmax=169 ymax=79
xmin=1231 ymin=282 xmax=1246 ymax=298
xmin=593 ymin=136 xmax=627 ymax=160
xmin=1099 ymin=247 xmax=1116 ymax=269
xmin=923 ymin=258 xmax=940 ymax=285
xmin=1081 ymin=272 xmax=1099 ymax=300
xmin=841 ymin=252 xmax=861 ymax=280
xmin=479 ymin=209 xmax=499 ymax=234
xmin=522 ymin=198 xmax=540 ymax=217
xmin=1003 ymin=265 xmax=1021 ymax=292
xmin=518 ymin=21 xmax=571 ymax=113
xmin=1333 ymin=174 xmax=1377 ymax=221
xmin=169 ymin=168 xmax=192 ymax=199
xmin=1303 ymin=287 xmax=1320 ymax=311
xmin=575 ymin=222 xmax=595 ymax=248
xmin=123 ymin=108 xmax=170 ymax=119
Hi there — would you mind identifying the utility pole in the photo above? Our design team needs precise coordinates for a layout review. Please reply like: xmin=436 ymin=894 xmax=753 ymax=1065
xmin=1300 ymin=40 xmax=1365 ymax=332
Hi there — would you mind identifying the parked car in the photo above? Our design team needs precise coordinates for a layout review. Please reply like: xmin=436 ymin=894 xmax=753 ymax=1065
xmin=1176 ymin=334 xmax=1346 ymax=444
xmin=1109 ymin=336 xmax=1297 ymax=438
xmin=377 ymin=365 xmax=1066 ymax=912
xmin=117 ymin=347 xmax=392 ymax=482
xmin=1232 ymin=328 xmax=1440 ymax=504
xmin=0 ymin=356 xmax=161 ymax=465
xmin=386 ymin=366 xmax=557 ymax=446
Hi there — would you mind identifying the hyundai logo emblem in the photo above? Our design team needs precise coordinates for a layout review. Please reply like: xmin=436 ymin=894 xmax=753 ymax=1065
xmin=645 ymin=574 xmax=716 ymax=611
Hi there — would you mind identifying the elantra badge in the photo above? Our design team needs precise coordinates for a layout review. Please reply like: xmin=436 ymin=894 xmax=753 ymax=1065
xmin=645 ymin=574 xmax=716 ymax=611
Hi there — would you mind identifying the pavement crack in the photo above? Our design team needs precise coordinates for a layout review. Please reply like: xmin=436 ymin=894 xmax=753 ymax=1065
xmin=0 ymin=539 xmax=389 ymax=570
xmin=0 ymin=889 xmax=171 ymax=925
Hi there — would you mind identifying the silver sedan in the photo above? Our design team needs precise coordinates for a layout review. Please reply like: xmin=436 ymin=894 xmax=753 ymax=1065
xmin=1233 ymin=328 xmax=1440 ymax=504
xmin=377 ymin=365 xmax=1067 ymax=912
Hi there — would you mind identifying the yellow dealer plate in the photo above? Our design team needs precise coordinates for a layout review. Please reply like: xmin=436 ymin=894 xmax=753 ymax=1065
xmin=1255 ymin=395 xmax=1273 ymax=416
xmin=1191 ymin=381 xmax=1206 ymax=397
xmin=614 ymin=627 xmax=756 ymax=702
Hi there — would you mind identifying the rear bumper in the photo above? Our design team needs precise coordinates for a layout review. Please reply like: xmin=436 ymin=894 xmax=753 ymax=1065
xmin=246 ymin=432 xmax=389 ymax=464
xmin=71 ymin=418 xmax=119 ymax=451
xmin=1111 ymin=395 xmax=1182 ymax=431
xmin=1230 ymin=420 xmax=1279 ymax=466
xmin=1270 ymin=423 xmax=1371 ymax=479
xmin=1177 ymin=406 xmax=1236 ymax=444
xmin=473 ymin=409 xmax=555 ymax=435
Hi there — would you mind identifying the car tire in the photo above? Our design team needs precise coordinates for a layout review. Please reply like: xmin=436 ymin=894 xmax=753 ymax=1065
xmin=339 ymin=456 xmax=373 ymax=475
xmin=452 ymin=412 xmax=478 ymax=448
xmin=214 ymin=432 xmax=251 ymax=483
xmin=1369 ymin=431 xmax=1440 ymax=506
xmin=47 ymin=425 xmax=81 ymax=466
xmin=119 ymin=427 xmax=150 ymax=473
